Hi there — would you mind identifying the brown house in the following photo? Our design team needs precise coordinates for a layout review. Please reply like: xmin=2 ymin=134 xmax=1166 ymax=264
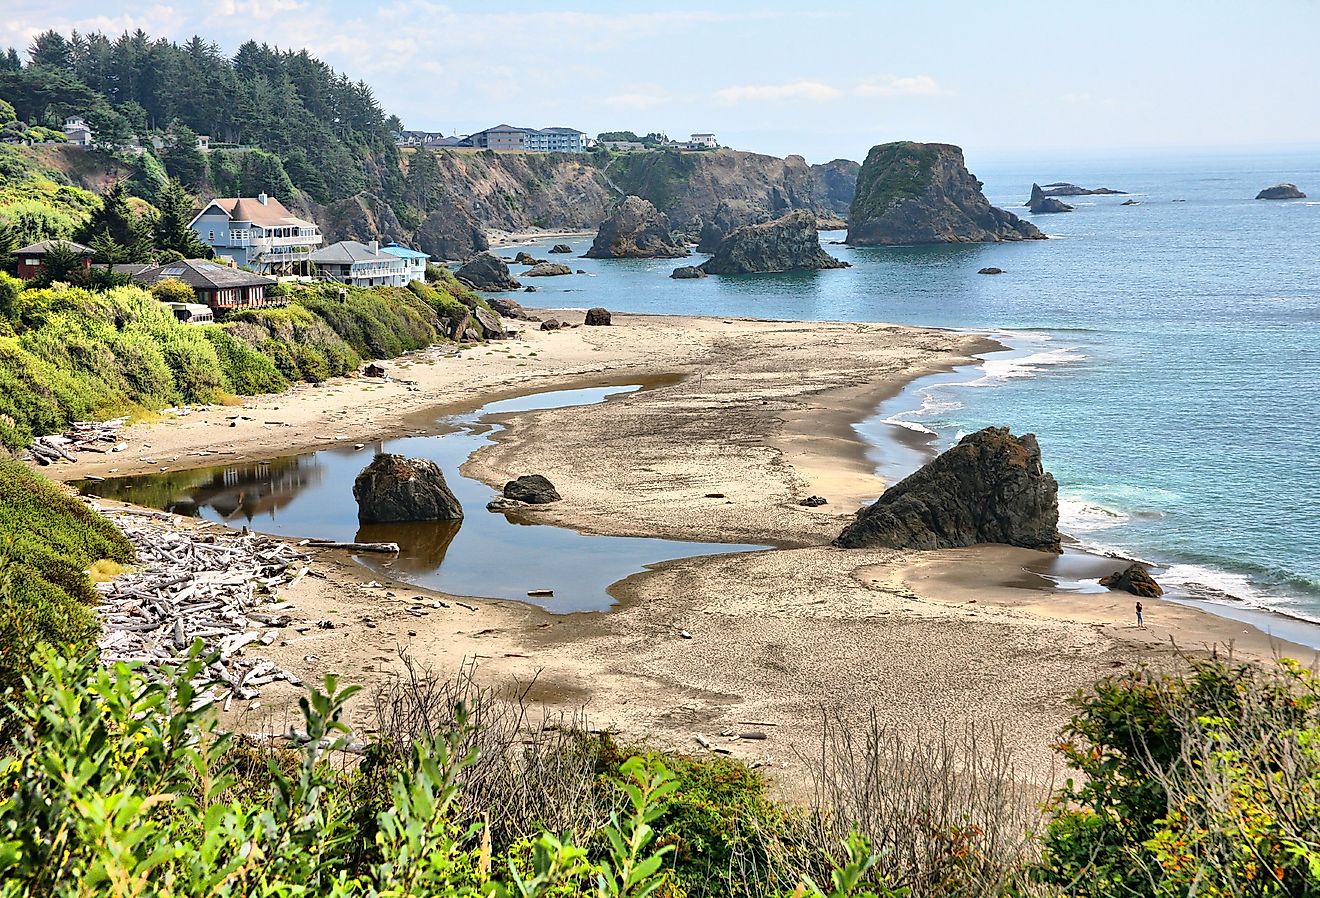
xmin=131 ymin=259 xmax=278 ymax=310
xmin=13 ymin=240 xmax=94 ymax=278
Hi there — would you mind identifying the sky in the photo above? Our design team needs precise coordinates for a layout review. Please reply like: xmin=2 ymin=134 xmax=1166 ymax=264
xmin=5 ymin=0 xmax=1320 ymax=164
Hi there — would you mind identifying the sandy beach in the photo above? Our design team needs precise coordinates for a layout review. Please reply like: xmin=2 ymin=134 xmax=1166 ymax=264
xmin=53 ymin=311 xmax=1319 ymax=791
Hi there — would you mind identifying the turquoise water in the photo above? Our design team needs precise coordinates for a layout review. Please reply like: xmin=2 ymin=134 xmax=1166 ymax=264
xmin=510 ymin=150 xmax=1320 ymax=620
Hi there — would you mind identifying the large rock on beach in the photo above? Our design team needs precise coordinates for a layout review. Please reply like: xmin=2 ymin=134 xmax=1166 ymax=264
xmin=584 ymin=307 xmax=611 ymax=326
xmin=1256 ymin=183 xmax=1306 ymax=200
xmin=488 ymin=296 xmax=535 ymax=320
xmin=354 ymin=454 xmax=463 ymax=522
xmin=1100 ymin=563 xmax=1164 ymax=597
xmin=503 ymin=474 xmax=561 ymax=504
xmin=847 ymin=142 xmax=1045 ymax=245
xmin=455 ymin=253 xmax=521 ymax=291
xmin=584 ymin=196 xmax=690 ymax=259
xmin=700 ymin=210 xmax=850 ymax=275
xmin=1026 ymin=183 xmax=1074 ymax=214
xmin=834 ymin=427 xmax=1060 ymax=551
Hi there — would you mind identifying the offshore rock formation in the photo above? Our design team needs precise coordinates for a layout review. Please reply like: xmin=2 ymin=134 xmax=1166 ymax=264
xmin=584 ymin=196 xmax=689 ymax=259
xmin=1256 ymin=183 xmax=1306 ymax=200
xmin=1039 ymin=182 xmax=1127 ymax=196
xmin=610 ymin=150 xmax=860 ymax=244
xmin=671 ymin=265 xmax=707 ymax=279
xmin=834 ymin=427 xmax=1060 ymax=551
xmin=1100 ymin=563 xmax=1164 ymax=597
xmin=524 ymin=262 xmax=572 ymax=276
xmin=846 ymin=142 xmax=1044 ymax=245
xmin=354 ymin=455 xmax=463 ymax=522
xmin=455 ymin=253 xmax=521 ymax=291
xmin=1026 ymin=184 xmax=1074 ymax=214
xmin=699 ymin=210 xmax=849 ymax=275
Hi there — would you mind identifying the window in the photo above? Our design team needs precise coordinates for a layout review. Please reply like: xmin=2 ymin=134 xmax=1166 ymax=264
xmin=208 ymin=230 xmax=215 ymax=241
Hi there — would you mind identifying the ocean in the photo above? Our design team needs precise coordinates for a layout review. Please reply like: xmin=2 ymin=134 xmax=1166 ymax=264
xmin=510 ymin=150 xmax=1320 ymax=621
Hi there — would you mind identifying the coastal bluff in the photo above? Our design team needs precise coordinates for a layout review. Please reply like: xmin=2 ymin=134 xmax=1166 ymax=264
xmin=699 ymin=210 xmax=849 ymax=274
xmin=846 ymin=142 xmax=1045 ymax=245
xmin=835 ymin=427 xmax=1060 ymax=551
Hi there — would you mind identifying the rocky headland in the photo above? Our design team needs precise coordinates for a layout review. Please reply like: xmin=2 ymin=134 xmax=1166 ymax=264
xmin=698 ymin=210 xmax=849 ymax=275
xmin=1026 ymin=183 xmax=1074 ymax=214
xmin=834 ymin=427 xmax=1060 ymax=551
xmin=584 ymin=196 xmax=689 ymax=259
xmin=1256 ymin=183 xmax=1307 ymax=200
xmin=845 ymin=142 xmax=1045 ymax=245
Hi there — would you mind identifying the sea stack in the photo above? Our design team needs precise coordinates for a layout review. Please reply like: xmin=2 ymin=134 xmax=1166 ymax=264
xmin=584 ymin=195 xmax=689 ymax=259
xmin=846 ymin=142 xmax=1045 ymax=245
xmin=834 ymin=427 xmax=1060 ymax=551
xmin=455 ymin=253 xmax=521 ymax=291
xmin=699 ymin=210 xmax=850 ymax=275
xmin=1026 ymin=183 xmax=1074 ymax=214
xmin=1256 ymin=183 xmax=1306 ymax=200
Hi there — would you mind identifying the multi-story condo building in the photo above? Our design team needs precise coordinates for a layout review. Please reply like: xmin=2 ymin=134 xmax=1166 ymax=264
xmin=189 ymin=193 xmax=323 ymax=274
xmin=465 ymin=124 xmax=588 ymax=153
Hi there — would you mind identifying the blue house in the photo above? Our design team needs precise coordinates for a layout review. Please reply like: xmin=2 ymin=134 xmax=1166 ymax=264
xmin=189 ymin=193 xmax=323 ymax=274
xmin=379 ymin=243 xmax=431 ymax=283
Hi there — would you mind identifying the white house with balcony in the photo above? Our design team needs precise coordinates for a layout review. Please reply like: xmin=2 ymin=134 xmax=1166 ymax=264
xmin=379 ymin=242 xmax=431 ymax=283
xmin=189 ymin=193 xmax=323 ymax=274
xmin=307 ymin=240 xmax=409 ymax=287
xmin=63 ymin=116 xmax=93 ymax=147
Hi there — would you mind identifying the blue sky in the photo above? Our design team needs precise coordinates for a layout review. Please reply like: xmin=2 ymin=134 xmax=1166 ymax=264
xmin=5 ymin=0 xmax=1320 ymax=163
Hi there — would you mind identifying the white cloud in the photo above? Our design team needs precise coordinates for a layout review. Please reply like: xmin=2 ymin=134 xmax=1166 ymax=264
xmin=714 ymin=81 xmax=842 ymax=104
xmin=604 ymin=87 xmax=675 ymax=110
xmin=853 ymin=75 xmax=946 ymax=97
xmin=206 ymin=0 xmax=305 ymax=22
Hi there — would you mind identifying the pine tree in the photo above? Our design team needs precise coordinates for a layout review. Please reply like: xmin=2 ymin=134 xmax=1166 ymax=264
xmin=78 ymin=181 xmax=152 ymax=263
xmin=153 ymin=178 xmax=210 ymax=258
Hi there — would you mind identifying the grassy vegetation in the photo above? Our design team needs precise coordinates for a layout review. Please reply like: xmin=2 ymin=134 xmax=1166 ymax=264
xmin=848 ymin=142 xmax=939 ymax=224
xmin=5 ymin=643 xmax=1317 ymax=897
xmin=0 ymin=145 xmax=102 ymax=241
xmin=0 ymin=270 xmax=489 ymax=451
xmin=607 ymin=150 xmax=699 ymax=215
xmin=0 ymin=460 xmax=131 ymax=693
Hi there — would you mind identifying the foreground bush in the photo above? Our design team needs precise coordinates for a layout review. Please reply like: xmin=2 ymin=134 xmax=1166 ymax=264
xmin=0 ymin=650 xmax=896 ymax=898
xmin=0 ymin=461 xmax=130 ymax=693
xmin=1039 ymin=659 xmax=1320 ymax=897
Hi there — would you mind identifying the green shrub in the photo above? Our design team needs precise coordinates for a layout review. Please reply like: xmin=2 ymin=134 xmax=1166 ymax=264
xmin=148 ymin=277 xmax=196 ymax=304
xmin=202 ymin=326 xmax=287 ymax=395
xmin=0 ymin=461 xmax=132 ymax=693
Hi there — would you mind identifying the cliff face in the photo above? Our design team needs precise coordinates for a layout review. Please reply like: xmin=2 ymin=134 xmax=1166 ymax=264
xmin=609 ymin=149 xmax=858 ymax=243
xmin=699 ymin=210 xmax=848 ymax=275
xmin=847 ymin=142 xmax=1044 ymax=245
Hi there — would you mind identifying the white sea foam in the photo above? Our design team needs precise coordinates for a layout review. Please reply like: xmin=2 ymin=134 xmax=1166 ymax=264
xmin=1159 ymin=564 xmax=1269 ymax=606
xmin=964 ymin=346 xmax=1088 ymax=387
xmin=1058 ymin=497 xmax=1130 ymax=533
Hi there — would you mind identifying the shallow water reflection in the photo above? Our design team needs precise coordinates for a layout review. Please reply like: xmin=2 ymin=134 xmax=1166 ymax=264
xmin=81 ymin=385 xmax=766 ymax=613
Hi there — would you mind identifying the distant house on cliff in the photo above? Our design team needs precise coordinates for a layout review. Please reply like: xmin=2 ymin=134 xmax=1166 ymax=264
xmin=379 ymin=242 xmax=431 ymax=283
xmin=465 ymin=124 xmax=589 ymax=153
xmin=688 ymin=133 xmax=718 ymax=149
xmin=13 ymin=239 xmax=94 ymax=277
xmin=131 ymin=259 xmax=277 ymax=311
xmin=63 ymin=116 xmax=93 ymax=147
xmin=189 ymin=193 xmax=323 ymax=275
xmin=307 ymin=240 xmax=408 ymax=287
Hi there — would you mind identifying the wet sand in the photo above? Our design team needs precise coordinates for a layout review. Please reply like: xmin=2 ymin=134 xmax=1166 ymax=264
xmin=50 ymin=311 xmax=1320 ymax=792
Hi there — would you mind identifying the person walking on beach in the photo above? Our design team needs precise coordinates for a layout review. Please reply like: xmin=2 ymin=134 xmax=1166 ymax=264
xmin=1135 ymin=601 xmax=1144 ymax=629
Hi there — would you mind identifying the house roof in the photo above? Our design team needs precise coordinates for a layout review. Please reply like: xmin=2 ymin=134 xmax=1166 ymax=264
xmin=379 ymin=243 xmax=430 ymax=260
xmin=481 ymin=124 xmax=530 ymax=134
xmin=132 ymin=259 xmax=276 ymax=290
xmin=306 ymin=240 xmax=402 ymax=265
xmin=15 ymin=239 xmax=93 ymax=255
xmin=193 ymin=196 xmax=318 ymax=230
xmin=535 ymin=127 xmax=585 ymax=135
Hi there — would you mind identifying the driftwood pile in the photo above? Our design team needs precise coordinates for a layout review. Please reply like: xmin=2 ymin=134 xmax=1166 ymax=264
xmin=94 ymin=506 xmax=310 ymax=710
xmin=29 ymin=419 xmax=128 ymax=465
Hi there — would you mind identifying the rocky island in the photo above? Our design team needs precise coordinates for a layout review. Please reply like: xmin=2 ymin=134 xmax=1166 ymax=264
xmin=845 ymin=142 xmax=1045 ymax=245
xmin=1256 ymin=183 xmax=1307 ymax=200
xmin=834 ymin=427 xmax=1060 ymax=551
xmin=584 ymin=195 xmax=690 ymax=259
xmin=698 ymin=210 xmax=850 ymax=275
xmin=1026 ymin=183 xmax=1074 ymax=214
xmin=455 ymin=253 xmax=521 ymax=291
xmin=1039 ymin=182 xmax=1127 ymax=196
